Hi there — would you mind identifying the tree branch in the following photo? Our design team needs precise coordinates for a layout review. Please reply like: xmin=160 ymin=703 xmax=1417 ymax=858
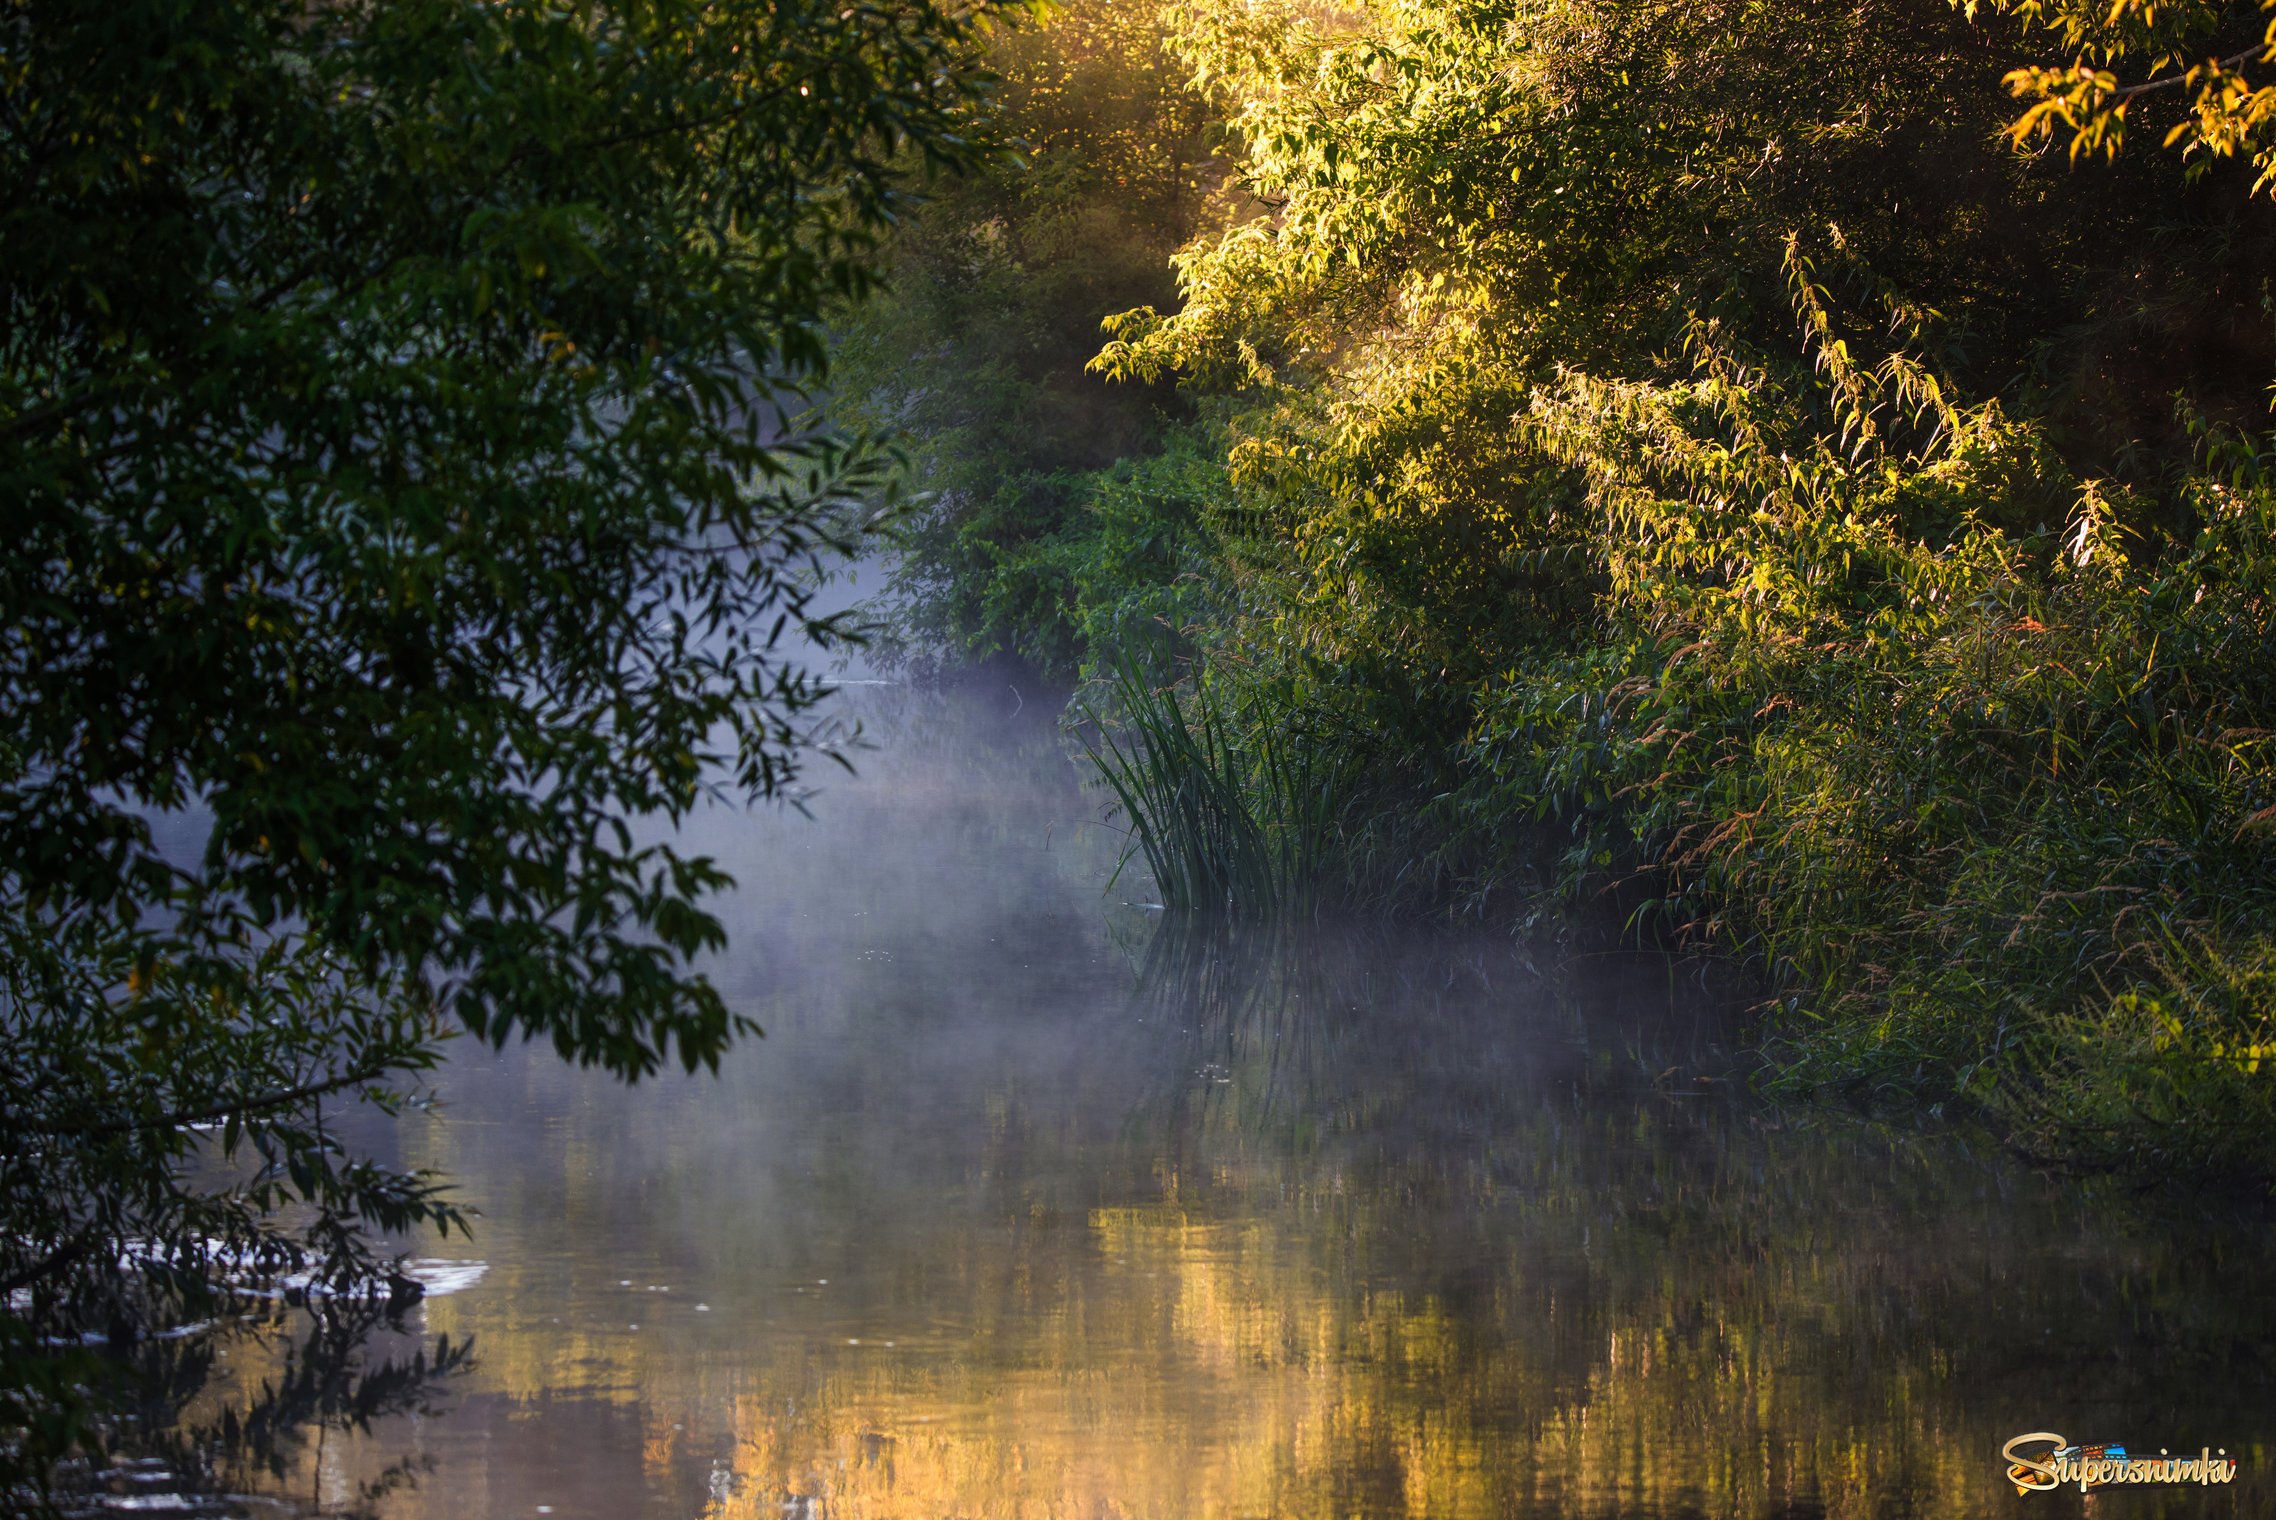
xmin=0 ymin=386 xmax=111 ymax=444
xmin=0 ymin=1227 xmax=97 ymax=1298
xmin=24 ymin=1062 xmax=396 ymax=1142
xmin=2111 ymin=45 xmax=2268 ymax=100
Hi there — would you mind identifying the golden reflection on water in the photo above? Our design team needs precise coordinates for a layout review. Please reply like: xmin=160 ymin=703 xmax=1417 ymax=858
xmin=186 ymin=689 xmax=2274 ymax=1519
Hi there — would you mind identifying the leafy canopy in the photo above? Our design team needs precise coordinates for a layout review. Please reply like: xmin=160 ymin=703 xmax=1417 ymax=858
xmin=825 ymin=0 xmax=1228 ymax=678
xmin=3 ymin=0 xmax=996 ymax=1077
xmin=0 ymin=0 xmax=1002 ymax=1478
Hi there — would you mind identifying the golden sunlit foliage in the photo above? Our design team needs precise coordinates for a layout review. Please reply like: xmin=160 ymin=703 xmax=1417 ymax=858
xmin=1981 ymin=0 xmax=2276 ymax=191
xmin=899 ymin=0 xmax=2276 ymax=1174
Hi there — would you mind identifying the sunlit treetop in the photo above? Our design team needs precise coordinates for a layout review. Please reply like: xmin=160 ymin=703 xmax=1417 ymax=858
xmin=1974 ymin=0 xmax=2276 ymax=190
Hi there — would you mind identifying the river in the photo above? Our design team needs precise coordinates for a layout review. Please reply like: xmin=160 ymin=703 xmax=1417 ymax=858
xmin=135 ymin=678 xmax=2276 ymax=1519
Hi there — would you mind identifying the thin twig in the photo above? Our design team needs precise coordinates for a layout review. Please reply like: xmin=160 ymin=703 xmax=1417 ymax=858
xmin=2110 ymin=45 xmax=2268 ymax=100
xmin=24 ymin=1062 xmax=394 ymax=1141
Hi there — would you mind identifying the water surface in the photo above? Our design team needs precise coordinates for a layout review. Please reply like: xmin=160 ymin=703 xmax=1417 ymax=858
xmin=166 ymin=683 xmax=2276 ymax=1519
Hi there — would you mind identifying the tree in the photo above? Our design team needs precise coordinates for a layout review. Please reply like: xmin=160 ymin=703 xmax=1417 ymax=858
xmin=826 ymin=0 xmax=1229 ymax=677
xmin=0 ymin=0 xmax=999 ymax=1493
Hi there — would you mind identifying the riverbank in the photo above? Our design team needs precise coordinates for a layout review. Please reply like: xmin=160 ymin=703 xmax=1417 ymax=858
xmin=953 ymin=556 xmax=2276 ymax=1185
xmin=836 ymin=0 xmax=2276 ymax=1184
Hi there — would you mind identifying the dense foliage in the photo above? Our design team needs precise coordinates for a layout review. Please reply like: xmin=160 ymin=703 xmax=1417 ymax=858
xmin=0 ymin=0 xmax=994 ymax=1496
xmin=888 ymin=0 xmax=2276 ymax=1176
xmin=827 ymin=0 xmax=1235 ymax=675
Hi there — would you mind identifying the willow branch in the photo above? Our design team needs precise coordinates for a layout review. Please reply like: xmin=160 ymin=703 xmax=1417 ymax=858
xmin=24 ymin=1062 xmax=395 ymax=1142
xmin=2111 ymin=44 xmax=2268 ymax=100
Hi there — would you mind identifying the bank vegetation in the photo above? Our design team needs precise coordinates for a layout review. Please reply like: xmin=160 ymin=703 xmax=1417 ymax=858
xmin=844 ymin=0 xmax=2276 ymax=1180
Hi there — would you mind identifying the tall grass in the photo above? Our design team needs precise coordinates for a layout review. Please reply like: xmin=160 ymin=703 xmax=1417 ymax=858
xmin=1082 ymin=651 xmax=1354 ymax=916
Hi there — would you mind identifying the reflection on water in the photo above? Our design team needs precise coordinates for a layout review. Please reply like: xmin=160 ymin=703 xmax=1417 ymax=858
xmin=150 ymin=685 xmax=2275 ymax=1518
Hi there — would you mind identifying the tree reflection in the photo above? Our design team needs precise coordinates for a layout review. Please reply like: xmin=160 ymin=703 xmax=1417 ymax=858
xmin=50 ymin=1299 xmax=471 ymax=1518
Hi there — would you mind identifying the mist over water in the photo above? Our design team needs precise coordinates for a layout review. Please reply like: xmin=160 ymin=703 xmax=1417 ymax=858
xmin=168 ymin=680 xmax=2276 ymax=1519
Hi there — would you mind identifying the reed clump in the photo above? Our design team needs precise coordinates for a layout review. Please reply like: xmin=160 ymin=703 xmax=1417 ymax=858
xmin=1082 ymin=652 xmax=1361 ymax=917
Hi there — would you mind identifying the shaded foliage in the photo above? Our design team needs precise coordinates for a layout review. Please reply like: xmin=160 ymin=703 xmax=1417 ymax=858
xmin=0 ymin=0 xmax=1002 ymax=1494
xmin=830 ymin=0 xmax=1232 ymax=677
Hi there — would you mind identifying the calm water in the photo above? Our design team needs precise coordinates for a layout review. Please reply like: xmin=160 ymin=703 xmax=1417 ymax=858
xmin=147 ymin=683 xmax=2276 ymax=1519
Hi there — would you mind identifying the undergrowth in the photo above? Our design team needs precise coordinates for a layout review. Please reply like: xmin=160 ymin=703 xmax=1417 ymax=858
xmin=1072 ymin=251 xmax=2276 ymax=1180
